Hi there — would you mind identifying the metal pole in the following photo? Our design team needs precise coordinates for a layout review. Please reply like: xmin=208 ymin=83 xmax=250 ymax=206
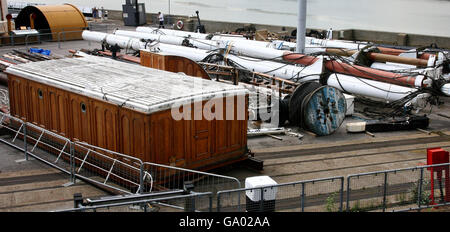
xmin=216 ymin=192 xmax=221 ymax=212
xmin=296 ymin=0 xmax=306 ymax=54
xmin=346 ymin=176 xmax=351 ymax=212
xmin=70 ymin=142 xmax=75 ymax=183
xmin=62 ymin=29 xmax=66 ymax=45
xmin=135 ymin=0 xmax=139 ymax=26
xmin=209 ymin=194 xmax=213 ymax=212
xmin=417 ymin=168 xmax=424 ymax=211
xmin=23 ymin=123 xmax=27 ymax=161
xmin=260 ymin=187 xmax=264 ymax=212
xmin=139 ymin=164 xmax=144 ymax=194
xmin=382 ymin=172 xmax=388 ymax=212
xmin=339 ymin=177 xmax=344 ymax=212
xmin=301 ymin=182 xmax=305 ymax=212
xmin=57 ymin=32 xmax=61 ymax=49
xmin=25 ymin=34 xmax=29 ymax=51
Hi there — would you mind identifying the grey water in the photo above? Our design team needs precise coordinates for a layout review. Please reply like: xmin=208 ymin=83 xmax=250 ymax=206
xmin=9 ymin=0 xmax=450 ymax=37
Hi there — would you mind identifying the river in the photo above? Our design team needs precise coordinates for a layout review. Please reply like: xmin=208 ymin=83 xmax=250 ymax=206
xmin=8 ymin=0 xmax=450 ymax=37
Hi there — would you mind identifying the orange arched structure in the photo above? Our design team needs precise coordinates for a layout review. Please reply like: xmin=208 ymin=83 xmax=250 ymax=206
xmin=15 ymin=4 xmax=88 ymax=41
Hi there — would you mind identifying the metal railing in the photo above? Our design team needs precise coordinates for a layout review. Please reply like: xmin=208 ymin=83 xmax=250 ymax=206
xmin=346 ymin=163 xmax=450 ymax=212
xmin=72 ymin=142 xmax=147 ymax=194
xmin=53 ymin=191 xmax=214 ymax=212
xmin=0 ymin=25 xmax=113 ymax=51
xmin=142 ymin=162 xmax=241 ymax=194
xmin=0 ymin=112 xmax=240 ymax=198
xmin=216 ymin=176 xmax=344 ymax=212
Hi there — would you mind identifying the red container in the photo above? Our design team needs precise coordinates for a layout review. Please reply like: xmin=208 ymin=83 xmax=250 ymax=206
xmin=427 ymin=148 xmax=450 ymax=171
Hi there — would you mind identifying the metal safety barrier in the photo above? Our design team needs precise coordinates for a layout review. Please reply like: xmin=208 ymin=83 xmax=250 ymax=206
xmin=72 ymin=142 xmax=149 ymax=195
xmin=0 ymin=112 xmax=239 ymax=198
xmin=0 ymin=25 xmax=113 ymax=51
xmin=346 ymin=163 xmax=450 ymax=212
xmin=54 ymin=191 xmax=214 ymax=212
xmin=142 ymin=162 xmax=241 ymax=194
xmin=217 ymin=176 xmax=344 ymax=212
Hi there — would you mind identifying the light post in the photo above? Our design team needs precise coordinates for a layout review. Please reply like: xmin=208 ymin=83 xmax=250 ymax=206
xmin=296 ymin=0 xmax=306 ymax=54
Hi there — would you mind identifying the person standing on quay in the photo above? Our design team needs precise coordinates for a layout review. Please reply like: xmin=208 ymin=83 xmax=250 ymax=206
xmin=158 ymin=12 xmax=164 ymax=28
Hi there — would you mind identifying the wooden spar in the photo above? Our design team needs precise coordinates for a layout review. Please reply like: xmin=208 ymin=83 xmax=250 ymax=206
xmin=326 ymin=47 xmax=431 ymax=61
xmin=378 ymin=47 xmax=431 ymax=60
xmin=324 ymin=61 xmax=426 ymax=87
xmin=325 ymin=48 xmax=429 ymax=67
xmin=97 ymin=51 xmax=141 ymax=63
xmin=282 ymin=52 xmax=426 ymax=87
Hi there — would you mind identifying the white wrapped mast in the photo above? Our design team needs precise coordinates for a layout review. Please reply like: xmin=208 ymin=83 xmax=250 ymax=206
xmin=81 ymin=30 xmax=448 ymax=105
xmin=114 ymin=29 xmax=219 ymax=50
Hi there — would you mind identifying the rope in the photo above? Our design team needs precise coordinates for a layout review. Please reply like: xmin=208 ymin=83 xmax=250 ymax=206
xmin=224 ymin=41 xmax=233 ymax=64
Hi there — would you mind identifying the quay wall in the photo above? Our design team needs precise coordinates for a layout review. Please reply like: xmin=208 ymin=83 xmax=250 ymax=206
xmin=105 ymin=10 xmax=450 ymax=49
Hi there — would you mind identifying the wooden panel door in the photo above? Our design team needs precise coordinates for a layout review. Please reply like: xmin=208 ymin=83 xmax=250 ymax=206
xmin=69 ymin=94 xmax=92 ymax=143
xmin=92 ymin=100 xmax=119 ymax=152
xmin=8 ymin=76 xmax=28 ymax=121
xmin=48 ymin=87 xmax=69 ymax=137
xmin=151 ymin=111 xmax=189 ymax=166
xmin=153 ymin=114 xmax=173 ymax=164
xmin=213 ymin=96 xmax=245 ymax=155
xmin=191 ymin=102 xmax=211 ymax=161
xmin=28 ymin=81 xmax=49 ymax=129
xmin=119 ymin=109 xmax=148 ymax=162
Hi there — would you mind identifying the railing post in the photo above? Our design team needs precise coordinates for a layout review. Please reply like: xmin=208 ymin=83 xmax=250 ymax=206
xmin=382 ymin=172 xmax=388 ymax=212
xmin=139 ymin=164 xmax=144 ymax=194
xmin=184 ymin=181 xmax=195 ymax=212
xmin=301 ymin=182 xmax=305 ymax=212
xmin=70 ymin=142 xmax=75 ymax=183
xmin=23 ymin=123 xmax=28 ymax=161
xmin=237 ymin=179 xmax=241 ymax=212
xmin=346 ymin=176 xmax=351 ymax=212
xmin=216 ymin=192 xmax=221 ymax=212
xmin=339 ymin=177 xmax=344 ymax=212
xmin=57 ymin=32 xmax=61 ymax=49
xmin=73 ymin=193 xmax=83 ymax=209
xmin=25 ymin=34 xmax=29 ymax=51
xmin=209 ymin=194 xmax=213 ymax=212
xmin=417 ymin=167 xmax=424 ymax=211
xmin=259 ymin=187 xmax=264 ymax=212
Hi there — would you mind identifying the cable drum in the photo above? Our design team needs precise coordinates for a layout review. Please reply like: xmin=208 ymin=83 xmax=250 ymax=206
xmin=278 ymin=95 xmax=290 ymax=126
xmin=289 ymin=82 xmax=347 ymax=136
xmin=289 ymin=82 xmax=321 ymax=125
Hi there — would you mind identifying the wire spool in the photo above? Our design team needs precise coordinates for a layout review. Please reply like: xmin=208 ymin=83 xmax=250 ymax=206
xmin=289 ymin=82 xmax=347 ymax=136
xmin=289 ymin=82 xmax=321 ymax=125
xmin=278 ymin=95 xmax=290 ymax=126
